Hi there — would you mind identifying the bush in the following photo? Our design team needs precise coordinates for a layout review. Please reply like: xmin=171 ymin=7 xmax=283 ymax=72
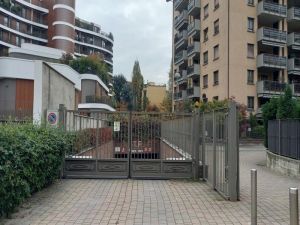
xmin=0 ymin=123 xmax=73 ymax=216
xmin=250 ymin=125 xmax=265 ymax=139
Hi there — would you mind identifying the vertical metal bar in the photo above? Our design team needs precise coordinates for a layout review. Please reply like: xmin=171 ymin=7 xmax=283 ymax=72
xmin=128 ymin=112 xmax=132 ymax=178
xmin=96 ymin=113 xmax=99 ymax=160
xmin=202 ymin=112 xmax=206 ymax=180
xmin=251 ymin=169 xmax=257 ymax=225
xmin=213 ymin=110 xmax=216 ymax=189
xmin=279 ymin=119 xmax=281 ymax=156
xmin=228 ymin=101 xmax=239 ymax=201
xmin=290 ymin=188 xmax=299 ymax=225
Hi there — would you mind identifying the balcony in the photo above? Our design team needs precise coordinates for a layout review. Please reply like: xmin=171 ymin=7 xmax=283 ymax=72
xmin=187 ymin=64 xmax=200 ymax=77
xmin=187 ymin=41 xmax=200 ymax=57
xmin=257 ymin=54 xmax=287 ymax=69
xmin=256 ymin=80 xmax=287 ymax=97
xmin=257 ymin=1 xmax=287 ymax=22
xmin=287 ymin=33 xmax=300 ymax=50
xmin=292 ymin=83 xmax=300 ymax=96
xmin=174 ymin=0 xmax=189 ymax=11
xmin=288 ymin=7 xmax=300 ymax=22
xmin=175 ymin=10 xmax=188 ymax=30
xmin=187 ymin=19 xmax=200 ymax=37
xmin=174 ymin=30 xmax=188 ymax=49
xmin=288 ymin=58 xmax=300 ymax=75
xmin=175 ymin=50 xmax=187 ymax=65
xmin=187 ymin=86 xmax=200 ymax=98
xmin=188 ymin=0 xmax=200 ymax=17
xmin=257 ymin=27 xmax=287 ymax=47
xmin=174 ymin=90 xmax=187 ymax=101
xmin=175 ymin=70 xmax=188 ymax=85
xmin=85 ymin=95 xmax=114 ymax=107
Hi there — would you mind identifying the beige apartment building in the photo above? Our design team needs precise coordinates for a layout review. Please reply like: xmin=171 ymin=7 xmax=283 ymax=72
xmin=143 ymin=82 xmax=167 ymax=109
xmin=172 ymin=0 xmax=300 ymax=115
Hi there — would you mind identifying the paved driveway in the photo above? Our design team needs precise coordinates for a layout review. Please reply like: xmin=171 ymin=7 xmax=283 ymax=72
xmin=2 ymin=145 xmax=300 ymax=225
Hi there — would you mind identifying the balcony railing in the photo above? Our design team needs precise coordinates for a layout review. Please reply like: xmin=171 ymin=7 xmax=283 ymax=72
xmin=187 ymin=41 xmax=200 ymax=56
xmin=187 ymin=19 xmax=200 ymax=35
xmin=174 ymin=10 xmax=188 ymax=29
xmin=174 ymin=30 xmax=187 ymax=46
xmin=175 ymin=70 xmax=187 ymax=83
xmin=257 ymin=1 xmax=287 ymax=18
xmin=257 ymin=80 xmax=286 ymax=96
xmin=75 ymin=36 xmax=113 ymax=52
xmin=257 ymin=54 xmax=287 ymax=69
xmin=288 ymin=7 xmax=300 ymax=21
xmin=288 ymin=33 xmax=300 ymax=49
xmin=174 ymin=90 xmax=187 ymax=101
xmin=188 ymin=0 xmax=200 ymax=15
xmin=257 ymin=27 xmax=287 ymax=46
xmin=187 ymin=86 xmax=200 ymax=98
xmin=175 ymin=50 xmax=187 ymax=65
xmin=288 ymin=58 xmax=300 ymax=74
xmin=187 ymin=64 xmax=200 ymax=76
xmin=86 ymin=95 xmax=113 ymax=106
xmin=174 ymin=0 xmax=188 ymax=11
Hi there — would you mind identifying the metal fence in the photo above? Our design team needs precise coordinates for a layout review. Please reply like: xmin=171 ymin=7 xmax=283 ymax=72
xmin=268 ymin=120 xmax=300 ymax=160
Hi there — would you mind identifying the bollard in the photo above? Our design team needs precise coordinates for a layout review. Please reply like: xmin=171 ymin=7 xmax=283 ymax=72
xmin=289 ymin=188 xmax=299 ymax=225
xmin=251 ymin=169 xmax=257 ymax=225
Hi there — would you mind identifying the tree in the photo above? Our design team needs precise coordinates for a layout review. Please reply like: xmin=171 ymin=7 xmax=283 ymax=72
xmin=160 ymin=92 xmax=172 ymax=112
xmin=112 ymin=74 xmax=132 ymax=109
xmin=69 ymin=54 xmax=109 ymax=85
xmin=131 ymin=61 xmax=144 ymax=111
xmin=276 ymin=86 xmax=296 ymax=119
xmin=60 ymin=53 xmax=74 ymax=65
xmin=142 ymin=94 xmax=149 ymax=111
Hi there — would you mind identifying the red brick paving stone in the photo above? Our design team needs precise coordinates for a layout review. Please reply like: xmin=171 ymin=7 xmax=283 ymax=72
xmin=1 ymin=148 xmax=300 ymax=224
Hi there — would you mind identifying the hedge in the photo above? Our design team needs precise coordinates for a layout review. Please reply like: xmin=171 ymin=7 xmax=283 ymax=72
xmin=0 ymin=123 xmax=73 ymax=216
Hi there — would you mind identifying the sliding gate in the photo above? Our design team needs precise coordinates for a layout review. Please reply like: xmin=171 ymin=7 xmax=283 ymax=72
xmin=63 ymin=111 xmax=198 ymax=179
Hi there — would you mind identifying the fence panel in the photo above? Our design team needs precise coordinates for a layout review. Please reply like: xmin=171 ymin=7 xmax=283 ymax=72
xmin=268 ymin=120 xmax=300 ymax=160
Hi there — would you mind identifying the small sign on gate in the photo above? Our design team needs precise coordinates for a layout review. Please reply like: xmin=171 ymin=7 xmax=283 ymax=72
xmin=114 ymin=121 xmax=120 ymax=132
xmin=47 ymin=110 xmax=59 ymax=127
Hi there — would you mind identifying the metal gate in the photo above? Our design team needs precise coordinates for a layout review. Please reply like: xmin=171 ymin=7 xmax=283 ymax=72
xmin=62 ymin=111 xmax=198 ymax=179
xmin=60 ymin=102 xmax=239 ymax=201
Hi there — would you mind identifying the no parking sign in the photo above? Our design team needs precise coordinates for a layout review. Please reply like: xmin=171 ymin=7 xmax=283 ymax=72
xmin=47 ymin=110 xmax=59 ymax=127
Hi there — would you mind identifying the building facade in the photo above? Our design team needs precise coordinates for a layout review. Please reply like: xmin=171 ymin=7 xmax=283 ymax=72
xmin=143 ymin=82 xmax=167 ymax=109
xmin=0 ymin=0 xmax=113 ymax=73
xmin=172 ymin=0 xmax=300 ymax=114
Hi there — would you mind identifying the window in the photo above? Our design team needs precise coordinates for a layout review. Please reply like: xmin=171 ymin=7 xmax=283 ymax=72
xmin=214 ymin=19 xmax=219 ymax=35
xmin=16 ymin=22 xmax=20 ymax=31
xmin=204 ymin=4 xmax=209 ymax=19
xmin=4 ymin=17 xmax=8 ymax=26
xmin=247 ymin=44 xmax=254 ymax=58
xmin=213 ymin=71 xmax=219 ymax=85
xmin=213 ymin=96 xmax=219 ymax=101
xmin=247 ymin=70 xmax=254 ymax=84
xmin=203 ymin=51 xmax=208 ymax=65
xmin=204 ymin=28 xmax=208 ymax=42
xmin=248 ymin=17 xmax=254 ymax=32
xmin=248 ymin=0 xmax=254 ymax=6
xmin=214 ymin=45 xmax=219 ymax=60
xmin=22 ymin=8 xmax=26 ymax=18
xmin=247 ymin=96 xmax=254 ymax=110
xmin=203 ymin=75 xmax=208 ymax=88
xmin=214 ymin=0 xmax=219 ymax=9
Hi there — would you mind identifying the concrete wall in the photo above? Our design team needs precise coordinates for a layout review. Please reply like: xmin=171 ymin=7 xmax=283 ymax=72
xmin=81 ymin=80 xmax=96 ymax=103
xmin=267 ymin=151 xmax=300 ymax=178
xmin=42 ymin=63 xmax=75 ymax=114
xmin=0 ymin=78 xmax=16 ymax=112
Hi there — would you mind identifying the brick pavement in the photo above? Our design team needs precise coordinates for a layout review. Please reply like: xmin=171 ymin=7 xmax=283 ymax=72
xmin=2 ymin=146 xmax=300 ymax=225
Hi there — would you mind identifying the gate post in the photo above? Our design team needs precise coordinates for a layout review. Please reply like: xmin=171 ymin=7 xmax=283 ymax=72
xmin=193 ymin=113 xmax=200 ymax=180
xmin=128 ymin=111 xmax=132 ymax=178
xmin=213 ymin=110 xmax=216 ymax=188
xmin=201 ymin=112 xmax=206 ymax=180
xmin=58 ymin=104 xmax=66 ymax=179
xmin=227 ymin=101 xmax=239 ymax=201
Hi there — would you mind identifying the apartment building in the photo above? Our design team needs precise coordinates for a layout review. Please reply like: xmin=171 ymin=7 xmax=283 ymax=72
xmin=0 ymin=0 xmax=113 ymax=73
xmin=172 ymin=0 xmax=300 ymax=114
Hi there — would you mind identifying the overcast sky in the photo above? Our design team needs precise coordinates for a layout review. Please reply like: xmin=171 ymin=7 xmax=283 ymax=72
xmin=76 ymin=0 xmax=173 ymax=84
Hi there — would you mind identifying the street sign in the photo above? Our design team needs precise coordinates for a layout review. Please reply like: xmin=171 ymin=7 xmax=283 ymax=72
xmin=47 ymin=110 xmax=59 ymax=127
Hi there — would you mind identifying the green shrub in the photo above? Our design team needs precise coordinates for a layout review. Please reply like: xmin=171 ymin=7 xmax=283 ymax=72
xmin=250 ymin=125 xmax=265 ymax=139
xmin=0 ymin=123 xmax=73 ymax=216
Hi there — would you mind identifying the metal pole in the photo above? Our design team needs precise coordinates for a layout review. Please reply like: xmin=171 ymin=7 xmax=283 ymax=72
xmin=251 ymin=169 xmax=257 ymax=225
xmin=289 ymin=188 xmax=299 ymax=225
